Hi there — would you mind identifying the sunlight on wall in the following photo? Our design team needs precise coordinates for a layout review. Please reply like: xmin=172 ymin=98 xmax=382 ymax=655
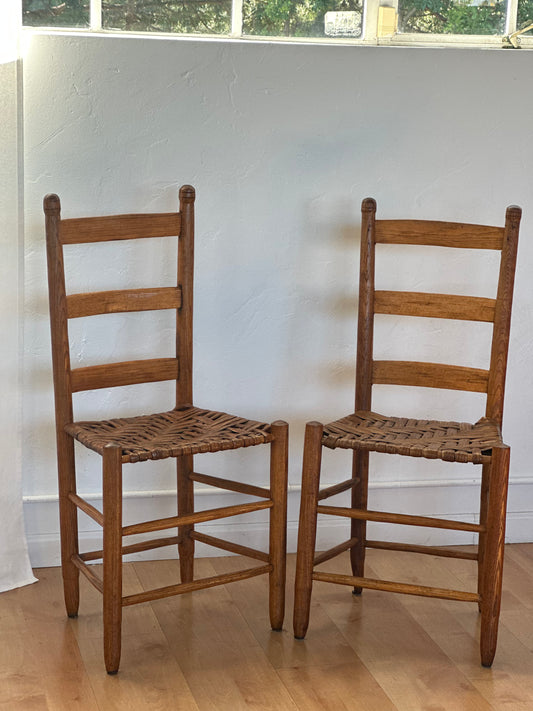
xmin=1 ymin=1 xmax=21 ymax=64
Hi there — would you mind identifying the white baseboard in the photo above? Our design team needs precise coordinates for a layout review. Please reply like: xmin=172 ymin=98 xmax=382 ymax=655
xmin=24 ymin=476 xmax=533 ymax=568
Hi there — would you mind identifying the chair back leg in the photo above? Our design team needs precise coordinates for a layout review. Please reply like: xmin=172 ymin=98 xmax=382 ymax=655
xmin=57 ymin=432 xmax=80 ymax=618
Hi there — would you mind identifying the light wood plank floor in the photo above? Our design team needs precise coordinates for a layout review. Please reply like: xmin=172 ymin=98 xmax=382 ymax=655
xmin=1 ymin=545 xmax=533 ymax=710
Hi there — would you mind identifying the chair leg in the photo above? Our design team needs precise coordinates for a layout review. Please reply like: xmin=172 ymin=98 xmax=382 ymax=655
xmin=477 ymin=461 xmax=490 ymax=611
xmin=480 ymin=446 xmax=510 ymax=668
xmin=57 ymin=432 xmax=80 ymax=618
xmin=350 ymin=449 xmax=369 ymax=594
xmin=293 ymin=421 xmax=323 ymax=640
xmin=103 ymin=443 xmax=123 ymax=674
xmin=177 ymin=454 xmax=195 ymax=584
xmin=268 ymin=421 xmax=289 ymax=631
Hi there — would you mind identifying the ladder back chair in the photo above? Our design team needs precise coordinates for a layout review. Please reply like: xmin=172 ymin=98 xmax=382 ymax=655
xmin=293 ymin=197 xmax=521 ymax=667
xmin=44 ymin=186 xmax=288 ymax=674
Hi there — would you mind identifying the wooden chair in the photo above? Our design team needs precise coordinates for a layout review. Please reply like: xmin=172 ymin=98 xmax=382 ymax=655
xmin=293 ymin=198 xmax=521 ymax=667
xmin=44 ymin=186 xmax=288 ymax=674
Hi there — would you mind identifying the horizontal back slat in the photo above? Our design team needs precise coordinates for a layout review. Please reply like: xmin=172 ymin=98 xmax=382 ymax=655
xmin=372 ymin=360 xmax=489 ymax=393
xmin=71 ymin=357 xmax=179 ymax=392
xmin=67 ymin=287 xmax=182 ymax=319
xmin=374 ymin=291 xmax=496 ymax=323
xmin=375 ymin=220 xmax=504 ymax=250
xmin=60 ymin=213 xmax=181 ymax=245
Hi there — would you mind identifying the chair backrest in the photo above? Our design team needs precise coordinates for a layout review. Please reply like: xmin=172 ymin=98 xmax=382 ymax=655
xmin=44 ymin=185 xmax=195 ymax=432
xmin=355 ymin=198 xmax=521 ymax=427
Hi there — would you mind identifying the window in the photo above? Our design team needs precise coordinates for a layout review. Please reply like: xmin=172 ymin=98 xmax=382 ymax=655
xmin=22 ymin=0 xmax=533 ymax=46
xmin=399 ymin=0 xmax=505 ymax=36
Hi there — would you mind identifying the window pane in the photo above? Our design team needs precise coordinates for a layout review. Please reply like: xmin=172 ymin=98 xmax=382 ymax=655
xmin=517 ymin=0 xmax=533 ymax=35
xmin=102 ymin=0 xmax=231 ymax=33
xmin=22 ymin=0 xmax=89 ymax=27
xmin=398 ymin=0 xmax=505 ymax=34
xmin=243 ymin=0 xmax=362 ymax=38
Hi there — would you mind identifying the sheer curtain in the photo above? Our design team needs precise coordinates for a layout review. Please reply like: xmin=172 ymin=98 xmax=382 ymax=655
xmin=0 ymin=482 xmax=36 ymax=593
xmin=0 ymin=18 xmax=37 ymax=593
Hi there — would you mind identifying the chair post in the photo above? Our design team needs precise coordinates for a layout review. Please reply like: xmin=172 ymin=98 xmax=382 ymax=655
xmin=268 ymin=420 xmax=289 ymax=630
xmin=351 ymin=197 xmax=376 ymax=593
xmin=293 ymin=421 xmax=324 ymax=639
xmin=44 ymin=194 xmax=80 ymax=618
xmin=176 ymin=186 xmax=196 ymax=581
xmin=176 ymin=184 xmax=195 ymax=410
xmin=103 ymin=443 xmax=123 ymax=674
xmin=355 ymin=196 xmax=377 ymax=413
xmin=480 ymin=445 xmax=510 ymax=667
xmin=485 ymin=204 xmax=521 ymax=426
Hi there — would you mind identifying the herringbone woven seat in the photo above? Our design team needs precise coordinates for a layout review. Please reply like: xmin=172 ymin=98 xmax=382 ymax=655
xmin=322 ymin=411 xmax=502 ymax=464
xmin=66 ymin=406 xmax=273 ymax=463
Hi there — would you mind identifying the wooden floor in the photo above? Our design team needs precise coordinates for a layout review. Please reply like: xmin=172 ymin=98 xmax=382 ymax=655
xmin=2 ymin=544 xmax=533 ymax=710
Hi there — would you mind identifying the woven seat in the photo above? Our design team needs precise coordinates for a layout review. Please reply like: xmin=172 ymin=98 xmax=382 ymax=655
xmin=66 ymin=406 xmax=273 ymax=462
xmin=44 ymin=186 xmax=288 ymax=674
xmin=322 ymin=411 xmax=502 ymax=464
xmin=293 ymin=197 xmax=521 ymax=668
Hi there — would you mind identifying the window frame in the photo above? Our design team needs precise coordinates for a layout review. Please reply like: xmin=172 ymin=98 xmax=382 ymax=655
xmin=23 ymin=0 xmax=533 ymax=49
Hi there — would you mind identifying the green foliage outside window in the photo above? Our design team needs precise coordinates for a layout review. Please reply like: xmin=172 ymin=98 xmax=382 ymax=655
xmin=518 ymin=0 xmax=533 ymax=33
xmin=243 ymin=0 xmax=362 ymax=37
xmin=102 ymin=0 xmax=231 ymax=33
xmin=23 ymin=0 xmax=89 ymax=26
xmin=399 ymin=0 xmax=505 ymax=35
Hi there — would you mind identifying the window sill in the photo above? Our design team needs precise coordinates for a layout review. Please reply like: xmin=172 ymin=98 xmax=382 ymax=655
xmin=21 ymin=26 xmax=533 ymax=51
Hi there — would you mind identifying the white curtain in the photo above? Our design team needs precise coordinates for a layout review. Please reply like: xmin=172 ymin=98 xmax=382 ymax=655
xmin=0 ymin=485 xmax=36 ymax=593
xmin=0 ymin=23 xmax=37 ymax=593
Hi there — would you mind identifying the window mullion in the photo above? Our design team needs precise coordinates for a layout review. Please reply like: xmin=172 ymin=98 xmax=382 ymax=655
xmin=505 ymin=0 xmax=519 ymax=34
xmin=231 ymin=0 xmax=244 ymax=36
xmin=362 ymin=0 xmax=377 ymax=40
xmin=91 ymin=0 xmax=103 ymax=31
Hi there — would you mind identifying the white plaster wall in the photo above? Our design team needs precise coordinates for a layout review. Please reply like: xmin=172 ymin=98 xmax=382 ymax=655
xmin=22 ymin=32 xmax=533 ymax=565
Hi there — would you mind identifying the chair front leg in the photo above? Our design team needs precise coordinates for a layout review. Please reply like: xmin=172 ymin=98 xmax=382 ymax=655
xmin=268 ymin=420 xmax=289 ymax=631
xmin=103 ymin=443 xmax=123 ymax=674
xmin=477 ymin=460 xmax=490 ymax=611
xmin=293 ymin=421 xmax=323 ymax=640
xmin=480 ymin=445 xmax=510 ymax=667
xmin=350 ymin=449 xmax=369 ymax=594
xmin=177 ymin=454 xmax=195 ymax=584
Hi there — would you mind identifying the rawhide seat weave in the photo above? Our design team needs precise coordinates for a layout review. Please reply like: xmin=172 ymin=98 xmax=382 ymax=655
xmin=66 ymin=406 xmax=273 ymax=462
xmin=293 ymin=197 xmax=521 ymax=668
xmin=44 ymin=186 xmax=288 ymax=674
xmin=322 ymin=411 xmax=503 ymax=464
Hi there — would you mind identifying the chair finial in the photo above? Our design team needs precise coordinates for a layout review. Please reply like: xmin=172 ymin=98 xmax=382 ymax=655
xmin=179 ymin=185 xmax=196 ymax=204
xmin=506 ymin=204 xmax=522 ymax=228
xmin=361 ymin=197 xmax=377 ymax=213
xmin=43 ymin=194 xmax=61 ymax=214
